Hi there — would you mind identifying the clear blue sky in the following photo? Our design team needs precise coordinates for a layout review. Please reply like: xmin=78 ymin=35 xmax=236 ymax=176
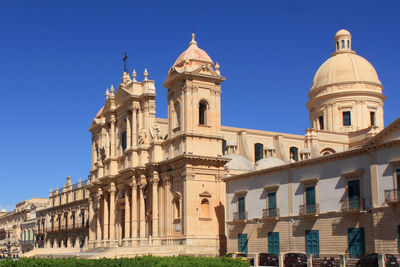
xmin=0 ymin=0 xmax=399 ymax=210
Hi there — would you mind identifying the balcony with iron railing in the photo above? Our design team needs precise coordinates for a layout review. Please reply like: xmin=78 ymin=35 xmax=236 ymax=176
xmin=233 ymin=212 xmax=248 ymax=221
xmin=262 ymin=208 xmax=280 ymax=220
xmin=384 ymin=189 xmax=400 ymax=206
xmin=46 ymin=223 xmax=88 ymax=233
xmin=341 ymin=198 xmax=365 ymax=213
xmin=299 ymin=203 xmax=319 ymax=216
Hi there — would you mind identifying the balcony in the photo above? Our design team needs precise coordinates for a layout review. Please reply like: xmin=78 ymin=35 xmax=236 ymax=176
xmin=233 ymin=212 xmax=248 ymax=221
xmin=385 ymin=189 xmax=400 ymax=206
xmin=46 ymin=224 xmax=88 ymax=233
xmin=262 ymin=208 xmax=280 ymax=220
xmin=299 ymin=204 xmax=319 ymax=216
xmin=341 ymin=198 xmax=365 ymax=213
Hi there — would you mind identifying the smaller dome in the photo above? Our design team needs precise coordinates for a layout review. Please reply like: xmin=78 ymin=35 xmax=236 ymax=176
xmin=223 ymin=154 xmax=254 ymax=171
xmin=0 ymin=208 xmax=6 ymax=212
xmin=335 ymin=29 xmax=351 ymax=38
xmin=255 ymin=157 xmax=286 ymax=170
xmin=173 ymin=33 xmax=213 ymax=71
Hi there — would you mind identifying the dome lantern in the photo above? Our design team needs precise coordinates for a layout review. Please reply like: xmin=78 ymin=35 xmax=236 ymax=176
xmin=333 ymin=29 xmax=352 ymax=54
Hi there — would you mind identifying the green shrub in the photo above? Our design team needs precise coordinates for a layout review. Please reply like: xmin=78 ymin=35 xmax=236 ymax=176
xmin=0 ymin=255 xmax=249 ymax=267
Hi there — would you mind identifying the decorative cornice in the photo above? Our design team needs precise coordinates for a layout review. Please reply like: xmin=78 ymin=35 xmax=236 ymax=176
xmin=342 ymin=169 xmax=364 ymax=179
xmin=300 ymin=178 xmax=319 ymax=185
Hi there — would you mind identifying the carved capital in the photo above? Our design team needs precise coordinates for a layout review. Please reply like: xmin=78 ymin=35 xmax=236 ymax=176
xmin=109 ymin=182 xmax=116 ymax=194
xmin=182 ymin=170 xmax=195 ymax=181
xmin=161 ymin=174 xmax=171 ymax=186
xmin=210 ymin=87 xmax=221 ymax=96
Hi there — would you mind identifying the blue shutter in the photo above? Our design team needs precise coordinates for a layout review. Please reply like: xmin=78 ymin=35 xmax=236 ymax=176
xmin=255 ymin=143 xmax=263 ymax=162
xmin=268 ymin=232 xmax=280 ymax=254
xmin=348 ymin=227 xmax=365 ymax=258
xmin=238 ymin=197 xmax=245 ymax=220
xmin=306 ymin=186 xmax=316 ymax=213
xmin=268 ymin=192 xmax=277 ymax=217
xmin=348 ymin=180 xmax=360 ymax=209
xmin=238 ymin=233 xmax=248 ymax=253
xmin=306 ymin=230 xmax=320 ymax=255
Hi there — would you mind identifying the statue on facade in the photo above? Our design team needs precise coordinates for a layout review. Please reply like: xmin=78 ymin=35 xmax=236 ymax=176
xmin=138 ymin=129 xmax=147 ymax=146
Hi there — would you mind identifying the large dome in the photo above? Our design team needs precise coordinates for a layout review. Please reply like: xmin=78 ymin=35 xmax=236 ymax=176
xmin=311 ymin=52 xmax=381 ymax=91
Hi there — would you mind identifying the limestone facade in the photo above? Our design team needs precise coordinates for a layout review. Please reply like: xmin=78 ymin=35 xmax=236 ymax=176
xmin=1 ymin=28 xmax=395 ymax=257
xmin=36 ymin=176 xmax=89 ymax=249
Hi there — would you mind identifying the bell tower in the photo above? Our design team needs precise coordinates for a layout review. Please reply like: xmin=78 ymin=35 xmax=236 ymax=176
xmin=163 ymin=33 xmax=225 ymax=158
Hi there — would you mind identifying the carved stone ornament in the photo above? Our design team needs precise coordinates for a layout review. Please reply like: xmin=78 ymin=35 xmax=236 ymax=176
xmin=138 ymin=129 xmax=148 ymax=146
xmin=161 ymin=174 xmax=171 ymax=186
xmin=150 ymin=120 xmax=163 ymax=141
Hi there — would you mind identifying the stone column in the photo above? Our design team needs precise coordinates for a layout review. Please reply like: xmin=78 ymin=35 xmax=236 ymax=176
xmin=130 ymin=180 xmax=138 ymax=238
xmin=139 ymin=178 xmax=146 ymax=238
xmin=103 ymin=192 xmax=109 ymax=240
xmin=132 ymin=105 xmax=138 ymax=147
xmin=127 ymin=110 xmax=131 ymax=149
xmin=96 ymin=189 xmax=102 ymax=241
xmin=151 ymin=171 xmax=159 ymax=237
xmin=88 ymin=197 xmax=94 ymax=241
xmin=110 ymin=116 xmax=116 ymax=157
xmin=124 ymin=187 xmax=130 ymax=239
xmin=109 ymin=183 xmax=116 ymax=241
xmin=91 ymin=137 xmax=96 ymax=169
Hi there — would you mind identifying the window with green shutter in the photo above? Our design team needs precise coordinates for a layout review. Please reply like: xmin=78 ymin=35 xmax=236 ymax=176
xmin=268 ymin=192 xmax=277 ymax=217
xmin=255 ymin=143 xmax=263 ymax=162
xmin=268 ymin=232 xmax=280 ymax=254
xmin=306 ymin=186 xmax=316 ymax=213
xmin=305 ymin=230 xmax=320 ymax=255
xmin=238 ymin=233 xmax=248 ymax=253
xmin=348 ymin=227 xmax=365 ymax=258
xmin=238 ymin=196 xmax=246 ymax=220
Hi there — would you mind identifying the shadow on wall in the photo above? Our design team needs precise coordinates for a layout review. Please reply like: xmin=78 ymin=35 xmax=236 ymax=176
xmin=215 ymin=201 xmax=226 ymax=256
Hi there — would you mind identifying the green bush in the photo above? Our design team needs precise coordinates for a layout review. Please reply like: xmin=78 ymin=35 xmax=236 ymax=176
xmin=0 ymin=255 xmax=249 ymax=267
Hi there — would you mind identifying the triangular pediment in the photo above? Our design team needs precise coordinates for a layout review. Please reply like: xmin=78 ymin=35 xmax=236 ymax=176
xmin=199 ymin=190 xmax=212 ymax=198
xmin=192 ymin=64 xmax=220 ymax=77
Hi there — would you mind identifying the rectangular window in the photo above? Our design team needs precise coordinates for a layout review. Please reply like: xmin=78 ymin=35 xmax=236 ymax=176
xmin=348 ymin=227 xmax=365 ymax=257
xmin=370 ymin=112 xmax=376 ymax=126
xmin=238 ymin=196 xmax=246 ymax=220
xmin=318 ymin=116 xmax=324 ymax=130
xmin=268 ymin=192 xmax=277 ymax=217
xmin=343 ymin=111 xmax=351 ymax=126
xmin=306 ymin=230 xmax=320 ymax=255
xmin=348 ymin=180 xmax=361 ymax=209
xmin=122 ymin=131 xmax=127 ymax=151
xmin=268 ymin=232 xmax=280 ymax=254
xmin=306 ymin=186 xmax=316 ymax=213
xmin=238 ymin=233 xmax=248 ymax=253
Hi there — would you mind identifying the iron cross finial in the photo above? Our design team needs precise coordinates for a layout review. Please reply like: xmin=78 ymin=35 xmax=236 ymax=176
xmin=123 ymin=52 xmax=128 ymax=73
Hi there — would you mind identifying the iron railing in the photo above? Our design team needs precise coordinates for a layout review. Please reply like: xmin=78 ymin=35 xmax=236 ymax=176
xmin=233 ymin=212 xmax=248 ymax=221
xmin=299 ymin=203 xmax=319 ymax=216
xmin=384 ymin=189 xmax=400 ymax=203
xmin=341 ymin=198 xmax=364 ymax=212
xmin=262 ymin=208 xmax=280 ymax=218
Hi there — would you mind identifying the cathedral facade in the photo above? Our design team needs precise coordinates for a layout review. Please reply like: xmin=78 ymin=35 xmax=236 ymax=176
xmin=1 ymin=28 xmax=396 ymax=259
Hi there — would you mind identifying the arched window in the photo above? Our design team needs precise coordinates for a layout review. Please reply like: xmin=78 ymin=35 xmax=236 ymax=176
xmin=254 ymin=143 xmax=264 ymax=162
xmin=341 ymin=40 xmax=345 ymax=48
xmin=201 ymin=199 xmax=210 ymax=218
xmin=222 ymin=139 xmax=227 ymax=155
xmin=347 ymin=40 xmax=350 ymax=48
xmin=199 ymin=101 xmax=208 ymax=125
xmin=290 ymin=147 xmax=299 ymax=161
xmin=336 ymin=41 xmax=339 ymax=50
xmin=320 ymin=147 xmax=336 ymax=156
